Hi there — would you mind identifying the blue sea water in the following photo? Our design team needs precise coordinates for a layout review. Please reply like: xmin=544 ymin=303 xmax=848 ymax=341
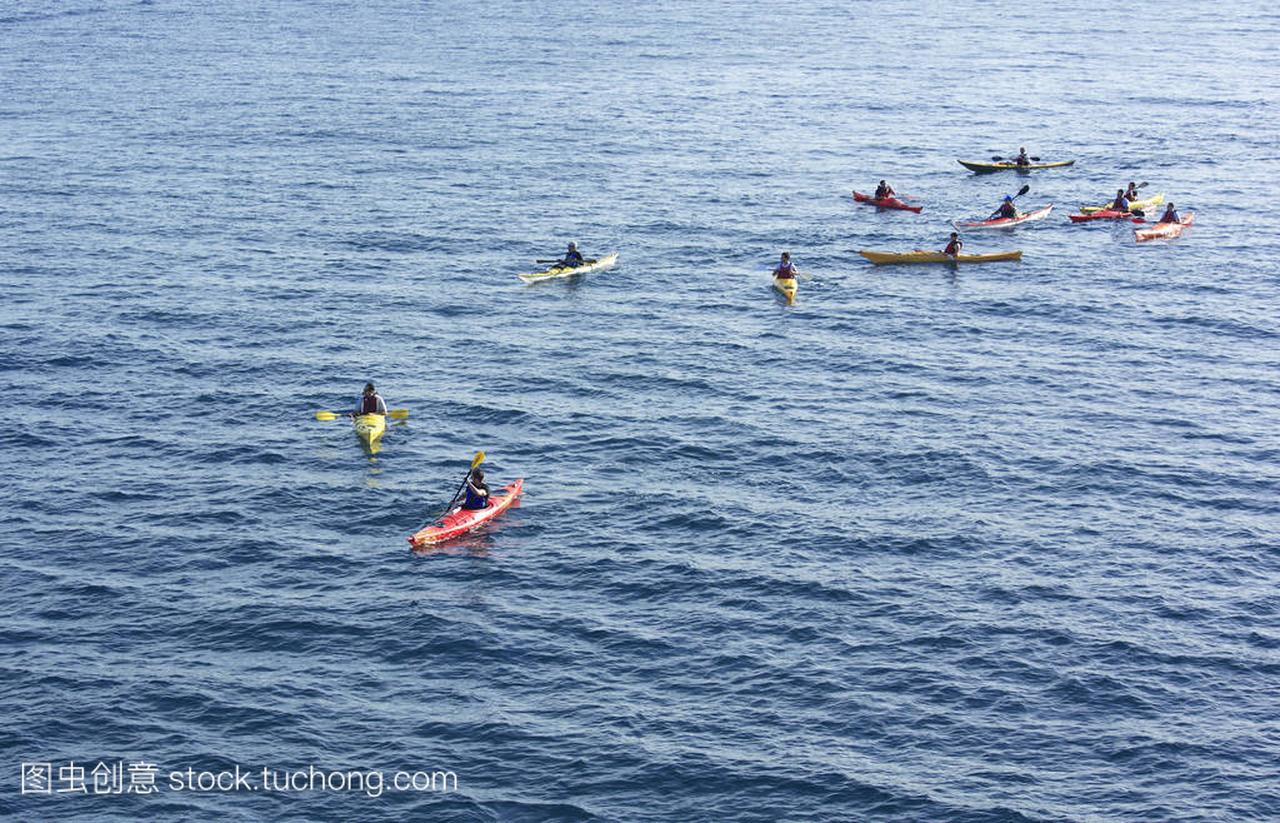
xmin=2 ymin=0 xmax=1279 ymax=820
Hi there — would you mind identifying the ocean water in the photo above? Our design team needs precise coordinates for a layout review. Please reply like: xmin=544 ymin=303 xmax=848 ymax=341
xmin=3 ymin=1 xmax=1279 ymax=820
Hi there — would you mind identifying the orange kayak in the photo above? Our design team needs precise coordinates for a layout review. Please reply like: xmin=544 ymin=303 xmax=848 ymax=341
xmin=1135 ymin=213 xmax=1194 ymax=242
xmin=408 ymin=479 xmax=524 ymax=547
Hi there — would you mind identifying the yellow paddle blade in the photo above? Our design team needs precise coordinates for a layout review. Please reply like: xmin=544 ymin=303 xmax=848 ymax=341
xmin=389 ymin=408 xmax=410 ymax=419
xmin=471 ymin=450 xmax=486 ymax=469
xmin=315 ymin=411 xmax=340 ymax=421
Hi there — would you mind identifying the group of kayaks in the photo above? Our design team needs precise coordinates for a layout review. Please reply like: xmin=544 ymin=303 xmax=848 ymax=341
xmin=1067 ymin=192 xmax=1196 ymax=240
xmin=315 ymin=155 xmax=1196 ymax=547
xmin=316 ymin=408 xmax=524 ymax=547
xmin=845 ymin=155 xmax=1195 ymax=279
xmin=309 ymin=253 xmax=625 ymax=548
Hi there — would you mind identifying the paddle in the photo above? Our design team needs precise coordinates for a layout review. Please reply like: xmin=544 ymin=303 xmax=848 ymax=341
xmin=992 ymin=155 xmax=1042 ymax=162
xmin=315 ymin=409 xmax=410 ymax=421
xmin=439 ymin=451 xmax=486 ymax=518
xmin=987 ymin=184 xmax=1031 ymax=219
xmin=535 ymin=257 xmax=597 ymax=269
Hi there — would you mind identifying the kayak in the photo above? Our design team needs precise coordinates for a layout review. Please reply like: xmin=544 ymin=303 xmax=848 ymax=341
xmin=353 ymin=413 xmax=386 ymax=448
xmin=1080 ymin=192 xmax=1164 ymax=214
xmin=517 ymin=252 xmax=619 ymax=283
xmin=953 ymin=204 xmax=1053 ymax=231
xmin=408 ymin=479 xmax=524 ymax=547
xmin=853 ymin=191 xmax=922 ymax=213
xmin=773 ymin=275 xmax=797 ymax=305
xmin=1069 ymin=209 xmax=1141 ymax=223
xmin=859 ymin=250 xmax=1023 ymax=265
xmin=958 ymin=159 xmax=1075 ymax=173
xmin=1135 ymin=212 xmax=1194 ymax=242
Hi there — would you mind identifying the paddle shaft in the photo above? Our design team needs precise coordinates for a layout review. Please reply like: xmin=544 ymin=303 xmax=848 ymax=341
xmin=442 ymin=476 xmax=470 ymax=516
xmin=438 ymin=452 xmax=486 ymax=518
xmin=315 ymin=408 xmax=409 ymax=421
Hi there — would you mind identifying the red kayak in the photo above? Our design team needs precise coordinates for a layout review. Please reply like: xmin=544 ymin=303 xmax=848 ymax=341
xmin=853 ymin=191 xmax=922 ymax=213
xmin=408 ymin=479 xmax=524 ymax=547
xmin=1069 ymin=209 xmax=1140 ymax=223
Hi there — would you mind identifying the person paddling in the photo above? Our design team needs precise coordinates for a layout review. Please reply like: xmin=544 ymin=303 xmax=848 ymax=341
xmin=558 ymin=242 xmax=586 ymax=268
xmin=1014 ymin=147 xmax=1030 ymax=167
xmin=1157 ymin=203 xmax=1181 ymax=224
xmin=462 ymin=467 xmax=491 ymax=510
xmin=874 ymin=180 xmax=896 ymax=200
xmin=992 ymin=195 xmax=1018 ymax=220
xmin=773 ymin=251 xmax=797 ymax=280
xmin=943 ymin=232 xmax=963 ymax=258
xmin=352 ymin=383 xmax=387 ymax=417
xmin=1124 ymin=181 xmax=1141 ymax=201
xmin=1109 ymin=189 xmax=1131 ymax=213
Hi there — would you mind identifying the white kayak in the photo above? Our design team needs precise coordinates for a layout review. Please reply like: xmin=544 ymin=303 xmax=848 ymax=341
xmin=517 ymin=252 xmax=619 ymax=283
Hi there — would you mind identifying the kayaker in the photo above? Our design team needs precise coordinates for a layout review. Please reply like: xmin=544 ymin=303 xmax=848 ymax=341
xmin=462 ymin=468 xmax=491 ymax=510
xmin=1125 ymin=181 xmax=1141 ymax=201
xmin=558 ymin=242 xmax=585 ymax=268
xmin=874 ymin=180 xmax=896 ymax=200
xmin=1014 ymin=147 xmax=1030 ymax=166
xmin=353 ymin=383 xmax=387 ymax=417
xmin=943 ymin=232 xmax=963 ymax=258
xmin=991 ymin=195 xmax=1018 ymax=220
xmin=1157 ymin=203 xmax=1181 ymax=224
xmin=772 ymin=252 xmax=797 ymax=280
xmin=1109 ymin=189 xmax=1131 ymax=212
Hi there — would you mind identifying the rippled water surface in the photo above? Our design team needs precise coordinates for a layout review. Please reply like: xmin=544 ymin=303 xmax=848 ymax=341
xmin=3 ymin=1 xmax=1279 ymax=820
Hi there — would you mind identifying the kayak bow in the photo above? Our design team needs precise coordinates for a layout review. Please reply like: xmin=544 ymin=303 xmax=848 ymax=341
xmin=353 ymin=413 xmax=386 ymax=448
xmin=773 ymin=276 xmax=797 ymax=305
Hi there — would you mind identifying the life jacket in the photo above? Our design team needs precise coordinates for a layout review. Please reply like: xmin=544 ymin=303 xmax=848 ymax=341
xmin=563 ymin=251 xmax=584 ymax=267
xmin=1111 ymin=194 xmax=1129 ymax=211
xmin=998 ymin=203 xmax=1017 ymax=219
xmin=1159 ymin=209 xmax=1180 ymax=224
xmin=463 ymin=482 xmax=490 ymax=510
xmin=774 ymin=261 xmax=796 ymax=279
xmin=360 ymin=394 xmax=382 ymax=415
xmin=945 ymin=239 xmax=963 ymax=256
xmin=875 ymin=185 xmax=890 ymax=199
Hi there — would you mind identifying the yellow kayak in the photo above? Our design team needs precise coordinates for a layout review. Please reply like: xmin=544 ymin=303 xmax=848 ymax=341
xmin=353 ymin=413 xmax=386 ymax=450
xmin=1080 ymin=192 xmax=1164 ymax=214
xmin=773 ymin=276 xmax=797 ymax=305
xmin=859 ymin=250 xmax=1023 ymax=265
